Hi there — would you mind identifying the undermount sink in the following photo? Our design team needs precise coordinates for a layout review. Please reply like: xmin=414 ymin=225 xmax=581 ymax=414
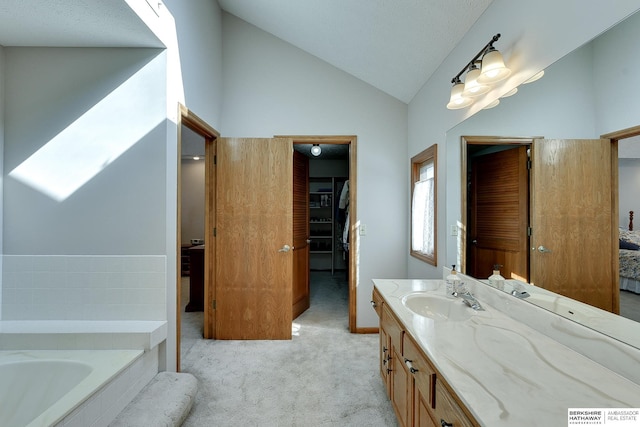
xmin=401 ymin=293 xmax=475 ymax=321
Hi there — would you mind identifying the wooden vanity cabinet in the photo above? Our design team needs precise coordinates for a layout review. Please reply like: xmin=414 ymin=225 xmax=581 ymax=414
xmin=434 ymin=382 xmax=475 ymax=427
xmin=403 ymin=334 xmax=437 ymax=427
xmin=381 ymin=303 xmax=411 ymax=426
xmin=374 ymin=288 xmax=478 ymax=427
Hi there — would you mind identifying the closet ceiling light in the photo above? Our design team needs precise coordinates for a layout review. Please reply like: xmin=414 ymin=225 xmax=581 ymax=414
xmin=311 ymin=144 xmax=322 ymax=156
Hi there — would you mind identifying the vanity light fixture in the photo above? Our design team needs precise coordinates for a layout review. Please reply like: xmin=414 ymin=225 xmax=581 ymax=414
xmin=461 ymin=63 xmax=490 ymax=97
xmin=446 ymin=77 xmax=474 ymax=109
xmin=523 ymin=70 xmax=545 ymax=84
xmin=310 ymin=144 xmax=322 ymax=156
xmin=193 ymin=156 xmax=200 ymax=160
xmin=483 ymin=99 xmax=500 ymax=109
xmin=501 ymin=87 xmax=518 ymax=98
xmin=447 ymin=33 xmax=512 ymax=110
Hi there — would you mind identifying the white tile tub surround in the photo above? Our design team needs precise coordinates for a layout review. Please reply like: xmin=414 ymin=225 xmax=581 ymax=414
xmin=1 ymin=255 xmax=166 ymax=321
xmin=0 ymin=320 xmax=167 ymax=351
xmin=0 ymin=348 xmax=158 ymax=427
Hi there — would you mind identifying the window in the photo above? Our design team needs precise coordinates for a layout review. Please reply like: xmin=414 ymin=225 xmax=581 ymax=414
xmin=411 ymin=145 xmax=437 ymax=265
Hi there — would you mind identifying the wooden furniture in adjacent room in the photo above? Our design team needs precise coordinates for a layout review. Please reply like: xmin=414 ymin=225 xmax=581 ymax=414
xmin=185 ymin=245 xmax=204 ymax=312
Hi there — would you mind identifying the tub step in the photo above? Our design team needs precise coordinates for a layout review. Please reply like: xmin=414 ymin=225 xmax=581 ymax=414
xmin=110 ymin=372 xmax=197 ymax=427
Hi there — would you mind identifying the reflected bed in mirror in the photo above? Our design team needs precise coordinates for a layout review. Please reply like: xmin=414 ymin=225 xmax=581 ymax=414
xmin=444 ymin=8 xmax=640 ymax=349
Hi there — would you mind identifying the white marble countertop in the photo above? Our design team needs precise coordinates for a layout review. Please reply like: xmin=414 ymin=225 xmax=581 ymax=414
xmin=373 ymin=279 xmax=640 ymax=427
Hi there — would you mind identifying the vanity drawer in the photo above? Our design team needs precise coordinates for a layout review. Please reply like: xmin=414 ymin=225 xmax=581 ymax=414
xmin=434 ymin=381 xmax=476 ymax=427
xmin=382 ymin=304 xmax=404 ymax=351
xmin=403 ymin=333 xmax=436 ymax=408
xmin=371 ymin=287 xmax=384 ymax=317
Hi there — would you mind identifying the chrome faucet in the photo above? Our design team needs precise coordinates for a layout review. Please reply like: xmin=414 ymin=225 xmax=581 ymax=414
xmin=458 ymin=291 xmax=484 ymax=311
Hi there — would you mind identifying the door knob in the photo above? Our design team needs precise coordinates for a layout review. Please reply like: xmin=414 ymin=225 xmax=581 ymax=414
xmin=306 ymin=239 xmax=311 ymax=244
xmin=537 ymin=245 xmax=552 ymax=253
xmin=278 ymin=244 xmax=293 ymax=252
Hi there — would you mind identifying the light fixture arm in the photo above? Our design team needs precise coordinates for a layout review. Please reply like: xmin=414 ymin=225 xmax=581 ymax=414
xmin=450 ymin=33 xmax=501 ymax=84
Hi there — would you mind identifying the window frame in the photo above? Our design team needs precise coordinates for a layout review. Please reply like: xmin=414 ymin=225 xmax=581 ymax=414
xmin=410 ymin=144 xmax=438 ymax=265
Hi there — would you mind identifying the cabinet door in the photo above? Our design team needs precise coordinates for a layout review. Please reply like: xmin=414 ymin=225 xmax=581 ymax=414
xmin=417 ymin=395 xmax=437 ymax=427
xmin=391 ymin=344 xmax=411 ymax=427
xmin=379 ymin=325 xmax=391 ymax=396
xmin=404 ymin=334 xmax=437 ymax=426
xmin=434 ymin=381 xmax=475 ymax=427
xmin=372 ymin=287 xmax=383 ymax=317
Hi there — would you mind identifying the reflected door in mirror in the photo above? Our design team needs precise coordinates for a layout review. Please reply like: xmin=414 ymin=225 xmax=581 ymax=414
xmin=530 ymin=138 xmax=617 ymax=313
xmin=468 ymin=146 xmax=530 ymax=281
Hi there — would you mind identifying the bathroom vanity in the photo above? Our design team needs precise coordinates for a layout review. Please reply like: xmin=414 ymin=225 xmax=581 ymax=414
xmin=372 ymin=278 xmax=640 ymax=427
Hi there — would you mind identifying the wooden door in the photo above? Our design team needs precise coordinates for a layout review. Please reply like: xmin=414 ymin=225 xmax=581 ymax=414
xmin=216 ymin=137 xmax=293 ymax=339
xmin=530 ymin=138 xmax=616 ymax=312
xmin=292 ymin=151 xmax=310 ymax=319
xmin=468 ymin=146 xmax=529 ymax=281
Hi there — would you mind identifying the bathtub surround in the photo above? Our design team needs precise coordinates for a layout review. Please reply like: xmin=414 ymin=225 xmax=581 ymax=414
xmin=0 ymin=348 xmax=157 ymax=427
xmin=1 ymin=255 xmax=166 ymax=321
xmin=0 ymin=320 xmax=167 ymax=351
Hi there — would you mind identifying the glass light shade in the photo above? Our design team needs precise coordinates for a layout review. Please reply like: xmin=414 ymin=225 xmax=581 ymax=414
xmin=311 ymin=145 xmax=321 ymax=156
xmin=483 ymin=99 xmax=500 ymax=109
xmin=501 ymin=87 xmax=518 ymax=98
xmin=523 ymin=70 xmax=545 ymax=84
xmin=446 ymin=81 xmax=474 ymax=109
xmin=462 ymin=67 xmax=490 ymax=97
xmin=477 ymin=48 xmax=511 ymax=84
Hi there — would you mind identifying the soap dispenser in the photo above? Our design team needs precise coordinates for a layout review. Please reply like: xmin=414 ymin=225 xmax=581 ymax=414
xmin=446 ymin=265 xmax=461 ymax=297
xmin=489 ymin=264 xmax=505 ymax=291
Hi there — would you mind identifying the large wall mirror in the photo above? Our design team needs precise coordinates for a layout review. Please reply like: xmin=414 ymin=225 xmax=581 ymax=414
xmin=444 ymin=9 xmax=640 ymax=349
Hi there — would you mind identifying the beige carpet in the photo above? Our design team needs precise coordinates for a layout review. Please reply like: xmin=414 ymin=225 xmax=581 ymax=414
xmin=179 ymin=271 xmax=398 ymax=426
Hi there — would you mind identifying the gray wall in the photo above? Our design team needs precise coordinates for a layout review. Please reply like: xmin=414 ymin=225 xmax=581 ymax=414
xmin=4 ymin=47 xmax=167 ymax=255
xmin=181 ymin=159 xmax=205 ymax=245
xmin=220 ymin=12 xmax=408 ymax=329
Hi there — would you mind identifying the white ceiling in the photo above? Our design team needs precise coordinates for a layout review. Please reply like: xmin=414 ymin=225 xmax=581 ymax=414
xmin=0 ymin=0 xmax=494 ymax=104
xmin=217 ymin=0 xmax=494 ymax=103
xmin=0 ymin=0 xmax=162 ymax=48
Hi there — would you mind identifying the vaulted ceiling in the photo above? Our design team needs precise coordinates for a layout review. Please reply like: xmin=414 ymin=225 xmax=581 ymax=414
xmin=217 ymin=0 xmax=493 ymax=103
xmin=0 ymin=0 xmax=493 ymax=104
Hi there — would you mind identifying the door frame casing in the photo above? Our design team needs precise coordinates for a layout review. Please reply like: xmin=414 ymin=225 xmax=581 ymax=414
xmin=278 ymin=135 xmax=359 ymax=332
xmin=602 ymin=124 xmax=640 ymax=314
xmin=177 ymin=104 xmax=219 ymax=371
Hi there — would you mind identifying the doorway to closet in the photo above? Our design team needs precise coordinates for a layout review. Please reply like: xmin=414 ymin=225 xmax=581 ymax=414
xmin=289 ymin=136 xmax=355 ymax=329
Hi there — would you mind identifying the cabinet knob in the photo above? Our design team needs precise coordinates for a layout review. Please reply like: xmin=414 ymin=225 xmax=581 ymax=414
xmin=440 ymin=420 xmax=453 ymax=427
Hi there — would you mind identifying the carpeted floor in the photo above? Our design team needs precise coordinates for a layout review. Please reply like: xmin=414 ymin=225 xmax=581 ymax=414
xmin=179 ymin=271 xmax=398 ymax=426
